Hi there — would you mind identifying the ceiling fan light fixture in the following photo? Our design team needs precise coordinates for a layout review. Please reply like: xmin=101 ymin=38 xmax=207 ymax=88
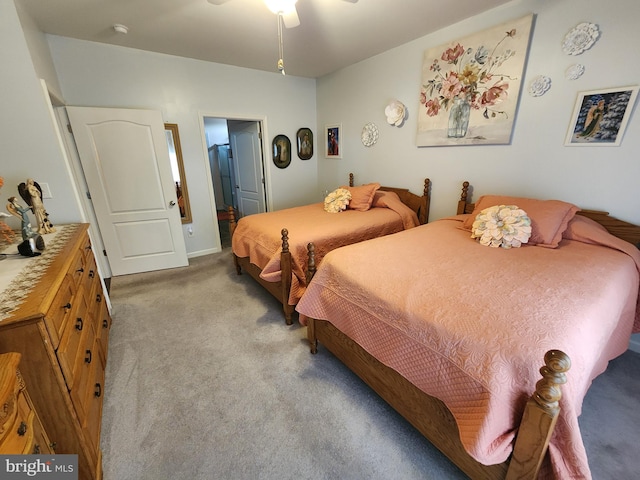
xmin=264 ymin=0 xmax=298 ymax=14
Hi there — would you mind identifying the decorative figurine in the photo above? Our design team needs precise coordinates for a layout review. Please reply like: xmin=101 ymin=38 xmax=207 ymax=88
xmin=18 ymin=178 xmax=55 ymax=235
xmin=6 ymin=196 xmax=44 ymax=257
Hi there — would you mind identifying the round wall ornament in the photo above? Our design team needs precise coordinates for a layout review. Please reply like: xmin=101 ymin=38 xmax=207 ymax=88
xmin=384 ymin=100 xmax=406 ymax=126
xmin=528 ymin=75 xmax=552 ymax=97
xmin=565 ymin=63 xmax=585 ymax=80
xmin=562 ymin=22 xmax=600 ymax=55
xmin=361 ymin=122 xmax=379 ymax=147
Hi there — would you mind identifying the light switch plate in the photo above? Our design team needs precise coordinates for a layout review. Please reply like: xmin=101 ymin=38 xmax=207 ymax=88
xmin=39 ymin=182 xmax=52 ymax=199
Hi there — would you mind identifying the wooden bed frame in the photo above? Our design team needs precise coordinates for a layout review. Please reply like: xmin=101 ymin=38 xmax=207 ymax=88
xmin=229 ymin=174 xmax=431 ymax=325
xmin=306 ymin=181 xmax=640 ymax=479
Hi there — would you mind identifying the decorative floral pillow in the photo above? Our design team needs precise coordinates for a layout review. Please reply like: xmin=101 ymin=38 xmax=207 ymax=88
xmin=471 ymin=205 xmax=532 ymax=249
xmin=324 ymin=188 xmax=352 ymax=213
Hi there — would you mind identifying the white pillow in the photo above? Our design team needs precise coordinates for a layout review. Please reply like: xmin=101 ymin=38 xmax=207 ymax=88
xmin=324 ymin=188 xmax=352 ymax=213
xmin=471 ymin=205 xmax=532 ymax=248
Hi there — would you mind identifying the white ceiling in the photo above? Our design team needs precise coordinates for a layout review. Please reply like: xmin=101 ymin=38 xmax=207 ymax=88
xmin=17 ymin=0 xmax=514 ymax=78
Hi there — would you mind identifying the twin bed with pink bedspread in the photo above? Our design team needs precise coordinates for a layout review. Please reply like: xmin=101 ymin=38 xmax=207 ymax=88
xmin=296 ymin=186 xmax=640 ymax=479
xmin=231 ymin=178 xmax=430 ymax=324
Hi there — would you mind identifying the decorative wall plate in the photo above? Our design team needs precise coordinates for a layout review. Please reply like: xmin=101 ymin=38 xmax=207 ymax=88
xmin=361 ymin=122 xmax=379 ymax=147
xmin=528 ymin=75 xmax=552 ymax=97
xmin=562 ymin=23 xmax=600 ymax=55
xmin=565 ymin=63 xmax=585 ymax=80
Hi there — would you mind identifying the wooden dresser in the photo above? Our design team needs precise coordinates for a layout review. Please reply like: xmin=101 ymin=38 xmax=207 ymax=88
xmin=0 ymin=224 xmax=111 ymax=480
xmin=0 ymin=352 xmax=55 ymax=455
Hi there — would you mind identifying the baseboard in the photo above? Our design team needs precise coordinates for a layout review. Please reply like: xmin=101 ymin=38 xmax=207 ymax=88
xmin=187 ymin=247 xmax=220 ymax=258
xmin=629 ymin=334 xmax=640 ymax=354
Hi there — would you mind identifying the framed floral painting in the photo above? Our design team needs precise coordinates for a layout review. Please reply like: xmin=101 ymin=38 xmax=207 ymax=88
xmin=416 ymin=14 xmax=533 ymax=146
xmin=564 ymin=86 xmax=639 ymax=146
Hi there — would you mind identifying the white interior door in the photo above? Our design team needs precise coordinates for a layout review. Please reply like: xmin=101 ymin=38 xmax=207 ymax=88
xmin=67 ymin=106 xmax=188 ymax=276
xmin=228 ymin=121 xmax=266 ymax=217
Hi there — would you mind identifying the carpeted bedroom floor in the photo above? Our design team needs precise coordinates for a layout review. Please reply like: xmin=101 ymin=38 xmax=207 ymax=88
xmin=100 ymin=250 xmax=640 ymax=479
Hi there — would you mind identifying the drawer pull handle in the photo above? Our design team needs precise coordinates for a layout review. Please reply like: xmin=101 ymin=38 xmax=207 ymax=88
xmin=76 ymin=267 xmax=84 ymax=273
xmin=89 ymin=270 xmax=95 ymax=278
xmin=94 ymin=383 xmax=102 ymax=398
xmin=75 ymin=318 xmax=83 ymax=331
xmin=33 ymin=444 xmax=41 ymax=454
xmin=17 ymin=421 xmax=27 ymax=436
xmin=96 ymin=293 xmax=102 ymax=303
xmin=50 ymin=442 xmax=57 ymax=451
xmin=63 ymin=302 xmax=72 ymax=310
xmin=85 ymin=350 xmax=92 ymax=364
xmin=85 ymin=245 xmax=92 ymax=251
xmin=103 ymin=319 xmax=109 ymax=329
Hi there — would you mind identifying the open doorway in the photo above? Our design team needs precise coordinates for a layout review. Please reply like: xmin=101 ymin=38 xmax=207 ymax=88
xmin=202 ymin=117 xmax=267 ymax=248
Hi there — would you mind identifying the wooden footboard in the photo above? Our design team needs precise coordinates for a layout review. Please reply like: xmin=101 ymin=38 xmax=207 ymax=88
xmin=307 ymin=317 xmax=570 ymax=480
xmin=231 ymin=220 xmax=296 ymax=325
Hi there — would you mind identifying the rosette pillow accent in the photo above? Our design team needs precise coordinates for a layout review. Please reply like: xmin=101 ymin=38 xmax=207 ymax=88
xmin=324 ymin=188 xmax=352 ymax=213
xmin=471 ymin=205 xmax=532 ymax=248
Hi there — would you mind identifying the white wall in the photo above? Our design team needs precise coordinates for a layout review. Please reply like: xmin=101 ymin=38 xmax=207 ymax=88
xmin=315 ymin=0 xmax=640 ymax=351
xmin=47 ymin=36 xmax=318 ymax=257
xmin=0 ymin=0 xmax=82 ymax=230
xmin=316 ymin=0 xmax=640 ymax=227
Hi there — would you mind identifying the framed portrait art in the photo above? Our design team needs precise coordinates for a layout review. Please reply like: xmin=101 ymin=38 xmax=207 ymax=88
xmin=325 ymin=124 xmax=342 ymax=158
xmin=296 ymin=128 xmax=313 ymax=160
xmin=272 ymin=134 xmax=291 ymax=168
xmin=565 ymin=86 xmax=639 ymax=146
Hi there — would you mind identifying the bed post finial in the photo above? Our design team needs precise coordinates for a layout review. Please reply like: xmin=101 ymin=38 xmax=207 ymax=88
xmin=506 ymin=350 xmax=570 ymax=480
xmin=423 ymin=178 xmax=430 ymax=196
xmin=349 ymin=173 xmax=354 ymax=187
xmin=281 ymin=228 xmax=289 ymax=253
xmin=460 ymin=181 xmax=470 ymax=203
xmin=533 ymin=350 xmax=571 ymax=413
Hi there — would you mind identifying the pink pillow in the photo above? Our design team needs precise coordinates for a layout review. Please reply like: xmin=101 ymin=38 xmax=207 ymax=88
xmin=462 ymin=195 xmax=580 ymax=248
xmin=340 ymin=183 xmax=381 ymax=211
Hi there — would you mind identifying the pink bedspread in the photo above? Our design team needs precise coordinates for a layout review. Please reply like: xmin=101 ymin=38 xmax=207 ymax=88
xmin=231 ymin=196 xmax=419 ymax=305
xmin=296 ymin=215 xmax=640 ymax=479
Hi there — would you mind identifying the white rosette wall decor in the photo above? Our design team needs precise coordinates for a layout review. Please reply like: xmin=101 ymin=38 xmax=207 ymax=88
xmin=528 ymin=75 xmax=552 ymax=97
xmin=562 ymin=23 xmax=600 ymax=55
xmin=361 ymin=123 xmax=379 ymax=147
xmin=385 ymin=100 xmax=407 ymax=126
xmin=565 ymin=64 xmax=585 ymax=80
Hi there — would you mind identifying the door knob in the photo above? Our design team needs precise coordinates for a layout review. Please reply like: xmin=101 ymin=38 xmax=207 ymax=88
xmin=169 ymin=200 xmax=176 ymax=207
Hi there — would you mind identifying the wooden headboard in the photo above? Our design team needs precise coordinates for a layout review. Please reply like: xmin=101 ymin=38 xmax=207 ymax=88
xmin=349 ymin=173 xmax=431 ymax=225
xmin=455 ymin=180 xmax=640 ymax=247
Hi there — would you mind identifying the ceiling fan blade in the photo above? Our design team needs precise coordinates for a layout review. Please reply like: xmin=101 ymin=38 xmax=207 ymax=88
xmin=283 ymin=8 xmax=300 ymax=28
xmin=342 ymin=0 xmax=359 ymax=3
xmin=207 ymin=0 xmax=233 ymax=5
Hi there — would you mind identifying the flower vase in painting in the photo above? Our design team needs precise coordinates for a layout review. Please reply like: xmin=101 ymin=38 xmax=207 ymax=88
xmin=416 ymin=14 xmax=533 ymax=146
xmin=448 ymin=96 xmax=471 ymax=138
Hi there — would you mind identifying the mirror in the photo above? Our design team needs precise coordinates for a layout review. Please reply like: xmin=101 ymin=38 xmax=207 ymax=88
xmin=165 ymin=123 xmax=192 ymax=224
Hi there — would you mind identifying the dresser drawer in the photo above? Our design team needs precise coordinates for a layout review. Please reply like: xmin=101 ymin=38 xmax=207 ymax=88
xmin=70 ymin=327 xmax=99 ymax=425
xmin=1 ymin=391 xmax=33 ymax=453
xmin=26 ymin=410 xmax=54 ymax=454
xmin=46 ymin=273 xmax=76 ymax=349
xmin=95 ymin=298 xmax=112 ymax=363
xmin=83 ymin=349 xmax=105 ymax=455
xmin=57 ymin=287 xmax=89 ymax=390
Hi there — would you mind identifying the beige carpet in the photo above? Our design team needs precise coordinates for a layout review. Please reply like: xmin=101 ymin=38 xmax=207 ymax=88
xmin=100 ymin=251 xmax=640 ymax=479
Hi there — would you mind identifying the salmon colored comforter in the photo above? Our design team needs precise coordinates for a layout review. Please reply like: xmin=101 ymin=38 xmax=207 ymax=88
xmin=231 ymin=193 xmax=420 ymax=305
xmin=296 ymin=214 xmax=640 ymax=480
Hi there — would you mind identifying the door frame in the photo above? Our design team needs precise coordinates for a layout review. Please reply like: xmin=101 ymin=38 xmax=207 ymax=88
xmin=198 ymin=112 xmax=271 ymax=241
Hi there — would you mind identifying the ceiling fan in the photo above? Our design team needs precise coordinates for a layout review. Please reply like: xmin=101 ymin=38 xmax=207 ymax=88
xmin=207 ymin=0 xmax=359 ymax=29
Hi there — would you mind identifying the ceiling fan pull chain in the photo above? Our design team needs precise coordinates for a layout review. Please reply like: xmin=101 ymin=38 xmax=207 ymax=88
xmin=277 ymin=13 xmax=286 ymax=75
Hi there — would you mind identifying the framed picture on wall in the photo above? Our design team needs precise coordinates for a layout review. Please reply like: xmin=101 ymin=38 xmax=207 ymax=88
xmin=325 ymin=124 xmax=342 ymax=158
xmin=296 ymin=128 xmax=313 ymax=160
xmin=272 ymin=134 xmax=291 ymax=168
xmin=565 ymin=86 xmax=639 ymax=146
